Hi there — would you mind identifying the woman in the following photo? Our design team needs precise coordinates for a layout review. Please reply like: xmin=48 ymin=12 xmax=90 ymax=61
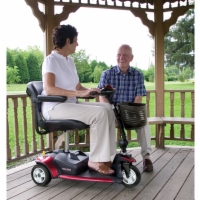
xmin=41 ymin=24 xmax=116 ymax=175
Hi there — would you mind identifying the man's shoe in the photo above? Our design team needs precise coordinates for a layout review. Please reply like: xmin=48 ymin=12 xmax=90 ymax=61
xmin=143 ymin=159 xmax=153 ymax=172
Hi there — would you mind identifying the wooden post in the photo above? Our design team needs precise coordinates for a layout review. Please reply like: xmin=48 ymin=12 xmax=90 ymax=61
xmin=44 ymin=0 xmax=55 ymax=57
xmin=154 ymin=0 xmax=165 ymax=148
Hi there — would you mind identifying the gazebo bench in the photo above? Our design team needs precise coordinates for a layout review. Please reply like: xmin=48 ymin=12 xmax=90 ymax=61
xmin=147 ymin=117 xmax=194 ymax=148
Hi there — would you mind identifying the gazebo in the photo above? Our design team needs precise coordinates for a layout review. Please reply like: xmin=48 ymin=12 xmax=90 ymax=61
xmin=6 ymin=1 xmax=195 ymax=198
xmin=23 ymin=0 xmax=194 ymax=148
xmin=24 ymin=0 xmax=194 ymax=120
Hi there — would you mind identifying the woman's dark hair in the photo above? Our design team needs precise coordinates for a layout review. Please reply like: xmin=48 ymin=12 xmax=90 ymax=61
xmin=52 ymin=24 xmax=78 ymax=49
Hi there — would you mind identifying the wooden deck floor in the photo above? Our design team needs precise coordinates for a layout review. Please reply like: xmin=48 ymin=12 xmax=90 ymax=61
xmin=7 ymin=146 xmax=194 ymax=200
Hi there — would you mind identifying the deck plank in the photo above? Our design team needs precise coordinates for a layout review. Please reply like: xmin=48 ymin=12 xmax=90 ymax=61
xmin=7 ymin=173 xmax=32 ymax=190
xmin=50 ymin=181 xmax=96 ymax=200
xmin=114 ymin=148 xmax=179 ymax=200
xmin=29 ymin=180 xmax=81 ymax=200
xmin=154 ymin=149 xmax=194 ymax=200
xmin=133 ymin=148 xmax=192 ymax=200
xmin=8 ymin=179 xmax=65 ymax=200
xmin=175 ymin=167 xmax=195 ymax=200
xmin=70 ymin=182 xmax=113 ymax=200
xmin=7 ymin=166 xmax=32 ymax=183
xmin=92 ymin=183 xmax=125 ymax=200
xmin=7 ymin=161 xmax=35 ymax=175
xmin=6 ymin=147 xmax=195 ymax=200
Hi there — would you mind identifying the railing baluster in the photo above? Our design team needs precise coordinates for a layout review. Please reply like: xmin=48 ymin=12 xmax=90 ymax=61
xmin=85 ymin=128 xmax=90 ymax=144
xmin=191 ymin=91 xmax=194 ymax=118
xmin=127 ymin=130 xmax=131 ymax=140
xmin=191 ymin=91 xmax=194 ymax=140
xmin=30 ymin=98 xmax=37 ymax=152
xmin=169 ymin=92 xmax=174 ymax=139
xmin=180 ymin=92 xmax=185 ymax=139
xmin=7 ymin=98 xmax=12 ymax=160
xmin=146 ymin=92 xmax=150 ymax=117
xmin=21 ymin=97 xmax=29 ymax=155
xmin=39 ymin=135 xmax=45 ymax=150
xmin=170 ymin=92 xmax=174 ymax=117
xmin=180 ymin=92 xmax=185 ymax=117
xmin=74 ymin=130 xmax=79 ymax=145
xmin=12 ymin=98 xmax=21 ymax=158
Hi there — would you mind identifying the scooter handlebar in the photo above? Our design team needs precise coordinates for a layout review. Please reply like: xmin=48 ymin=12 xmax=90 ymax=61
xmin=90 ymin=89 xmax=115 ymax=96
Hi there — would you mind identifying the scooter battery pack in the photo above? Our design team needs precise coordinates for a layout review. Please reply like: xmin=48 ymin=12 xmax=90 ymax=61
xmin=53 ymin=151 xmax=89 ymax=175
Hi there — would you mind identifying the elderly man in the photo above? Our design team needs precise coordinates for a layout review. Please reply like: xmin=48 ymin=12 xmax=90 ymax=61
xmin=97 ymin=44 xmax=153 ymax=172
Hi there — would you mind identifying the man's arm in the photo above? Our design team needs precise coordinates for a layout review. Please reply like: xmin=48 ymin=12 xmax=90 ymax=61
xmin=134 ymin=96 xmax=143 ymax=103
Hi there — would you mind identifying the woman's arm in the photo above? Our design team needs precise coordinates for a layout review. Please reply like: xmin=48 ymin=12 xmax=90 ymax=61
xmin=76 ymin=82 xmax=88 ymax=91
xmin=44 ymin=73 xmax=100 ymax=97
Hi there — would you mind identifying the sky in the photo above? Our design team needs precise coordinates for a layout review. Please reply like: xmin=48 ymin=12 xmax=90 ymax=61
xmin=1 ymin=0 xmax=199 ymax=199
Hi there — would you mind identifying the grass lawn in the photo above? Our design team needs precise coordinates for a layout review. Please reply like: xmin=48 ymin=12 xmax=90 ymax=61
xmin=7 ymin=81 xmax=194 ymax=159
xmin=6 ymin=81 xmax=195 ymax=92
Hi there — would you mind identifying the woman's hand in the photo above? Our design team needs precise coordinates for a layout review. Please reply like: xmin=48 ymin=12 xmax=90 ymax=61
xmin=77 ymin=88 xmax=101 ymax=97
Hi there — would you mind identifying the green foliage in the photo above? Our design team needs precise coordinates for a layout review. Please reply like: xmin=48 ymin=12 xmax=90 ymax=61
xmin=71 ymin=49 xmax=91 ymax=83
xmin=168 ymin=76 xmax=178 ymax=81
xmin=89 ymin=60 xmax=98 ymax=73
xmin=7 ymin=46 xmax=43 ymax=83
xmin=6 ymin=66 xmax=21 ymax=84
xmin=164 ymin=74 xmax=168 ymax=81
xmin=178 ymin=74 xmax=185 ymax=82
xmin=164 ymin=9 xmax=194 ymax=70
xmin=6 ymin=51 xmax=15 ymax=68
xmin=26 ymin=53 xmax=42 ymax=81
xmin=15 ymin=53 xmax=29 ymax=83
xmin=165 ymin=65 xmax=179 ymax=76
xmin=93 ymin=66 xmax=103 ymax=83
xmin=182 ymin=68 xmax=193 ymax=79
xmin=144 ymin=65 xmax=154 ymax=82
xmin=98 ymin=61 xmax=109 ymax=71
xmin=165 ymin=65 xmax=180 ymax=81
xmin=25 ymin=46 xmax=44 ymax=67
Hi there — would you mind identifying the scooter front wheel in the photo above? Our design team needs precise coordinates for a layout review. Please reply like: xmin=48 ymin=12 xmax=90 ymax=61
xmin=31 ymin=164 xmax=51 ymax=186
xmin=122 ymin=165 xmax=141 ymax=188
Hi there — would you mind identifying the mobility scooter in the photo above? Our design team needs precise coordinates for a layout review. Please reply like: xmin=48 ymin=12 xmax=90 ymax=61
xmin=26 ymin=81 xmax=147 ymax=188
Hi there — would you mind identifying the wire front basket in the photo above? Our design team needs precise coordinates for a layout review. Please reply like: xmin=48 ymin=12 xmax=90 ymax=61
xmin=117 ymin=102 xmax=147 ymax=130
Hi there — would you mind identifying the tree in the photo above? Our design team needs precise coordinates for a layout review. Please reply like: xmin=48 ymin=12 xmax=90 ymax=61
xmin=6 ymin=66 xmax=21 ymax=84
xmin=98 ymin=61 xmax=109 ymax=71
xmin=24 ymin=46 xmax=44 ymax=67
xmin=164 ymin=65 xmax=179 ymax=81
xmin=89 ymin=60 xmax=98 ymax=73
xmin=6 ymin=51 xmax=15 ymax=68
xmin=181 ymin=68 xmax=193 ymax=80
xmin=93 ymin=66 xmax=103 ymax=83
xmin=144 ymin=65 xmax=154 ymax=82
xmin=26 ymin=53 xmax=41 ymax=81
xmin=71 ymin=49 xmax=92 ymax=83
xmin=148 ymin=9 xmax=194 ymax=71
xmin=164 ymin=9 xmax=194 ymax=70
xmin=15 ymin=53 xmax=29 ymax=83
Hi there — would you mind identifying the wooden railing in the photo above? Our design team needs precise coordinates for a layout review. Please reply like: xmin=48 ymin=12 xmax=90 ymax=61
xmin=7 ymin=90 xmax=194 ymax=164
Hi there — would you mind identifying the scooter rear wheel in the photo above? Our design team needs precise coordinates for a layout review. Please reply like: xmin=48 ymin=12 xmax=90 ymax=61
xmin=122 ymin=165 xmax=141 ymax=188
xmin=31 ymin=164 xmax=51 ymax=186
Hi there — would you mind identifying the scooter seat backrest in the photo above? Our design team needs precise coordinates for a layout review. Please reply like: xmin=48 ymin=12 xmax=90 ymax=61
xmin=26 ymin=81 xmax=89 ymax=135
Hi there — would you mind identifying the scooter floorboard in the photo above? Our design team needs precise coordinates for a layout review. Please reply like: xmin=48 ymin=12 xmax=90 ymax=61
xmin=59 ymin=169 xmax=122 ymax=184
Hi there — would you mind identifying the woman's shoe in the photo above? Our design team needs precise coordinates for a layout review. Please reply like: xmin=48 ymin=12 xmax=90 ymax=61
xmin=88 ymin=162 xmax=114 ymax=175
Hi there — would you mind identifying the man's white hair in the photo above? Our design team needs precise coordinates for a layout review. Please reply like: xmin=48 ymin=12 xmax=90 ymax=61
xmin=118 ymin=44 xmax=133 ymax=55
